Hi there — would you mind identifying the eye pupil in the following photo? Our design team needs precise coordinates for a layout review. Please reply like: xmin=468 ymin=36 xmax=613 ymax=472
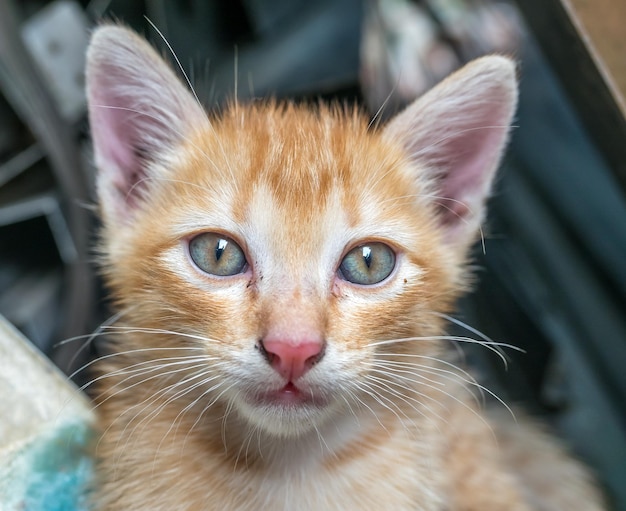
xmin=215 ymin=238 xmax=228 ymax=261
xmin=362 ymin=246 xmax=372 ymax=268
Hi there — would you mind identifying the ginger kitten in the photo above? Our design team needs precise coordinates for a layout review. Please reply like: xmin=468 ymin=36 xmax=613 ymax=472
xmin=86 ymin=25 xmax=605 ymax=510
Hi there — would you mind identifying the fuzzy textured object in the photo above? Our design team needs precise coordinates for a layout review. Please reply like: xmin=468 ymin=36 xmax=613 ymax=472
xmin=0 ymin=316 xmax=95 ymax=511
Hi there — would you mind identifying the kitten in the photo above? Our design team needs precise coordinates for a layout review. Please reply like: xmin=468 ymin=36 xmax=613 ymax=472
xmin=86 ymin=25 xmax=605 ymax=510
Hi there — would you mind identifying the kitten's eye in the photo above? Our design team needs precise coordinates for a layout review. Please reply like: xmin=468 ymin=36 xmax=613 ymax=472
xmin=189 ymin=233 xmax=247 ymax=276
xmin=339 ymin=243 xmax=396 ymax=285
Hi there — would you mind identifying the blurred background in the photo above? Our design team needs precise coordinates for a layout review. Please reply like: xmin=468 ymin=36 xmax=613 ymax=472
xmin=0 ymin=0 xmax=624 ymax=508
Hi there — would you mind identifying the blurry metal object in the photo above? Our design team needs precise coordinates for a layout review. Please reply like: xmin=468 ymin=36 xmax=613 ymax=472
xmin=22 ymin=1 xmax=90 ymax=122
xmin=361 ymin=0 xmax=459 ymax=116
xmin=0 ymin=0 xmax=93 ymax=373
xmin=86 ymin=0 xmax=114 ymax=19
xmin=145 ymin=0 xmax=362 ymax=104
xmin=0 ymin=192 xmax=76 ymax=263
xmin=0 ymin=95 xmax=24 ymax=159
xmin=0 ymin=144 xmax=44 ymax=189
xmin=514 ymin=0 xmax=626 ymax=192
xmin=426 ymin=0 xmax=522 ymax=57
xmin=360 ymin=0 xmax=522 ymax=117
xmin=0 ymin=272 xmax=62 ymax=353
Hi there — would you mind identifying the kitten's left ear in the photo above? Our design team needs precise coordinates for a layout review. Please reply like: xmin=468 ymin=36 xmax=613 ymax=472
xmin=383 ymin=56 xmax=518 ymax=249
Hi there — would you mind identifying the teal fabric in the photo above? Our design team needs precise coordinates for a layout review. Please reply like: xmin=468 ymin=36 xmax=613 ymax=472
xmin=7 ymin=422 xmax=94 ymax=511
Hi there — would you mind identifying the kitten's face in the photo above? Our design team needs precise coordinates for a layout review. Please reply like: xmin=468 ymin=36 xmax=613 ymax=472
xmin=104 ymin=105 xmax=458 ymax=435
xmin=87 ymin=26 xmax=516 ymax=437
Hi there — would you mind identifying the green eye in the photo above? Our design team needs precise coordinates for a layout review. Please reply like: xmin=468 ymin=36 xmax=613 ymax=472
xmin=339 ymin=243 xmax=396 ymax=285
xmin=189 ymin=233 xmax=247 ymax=276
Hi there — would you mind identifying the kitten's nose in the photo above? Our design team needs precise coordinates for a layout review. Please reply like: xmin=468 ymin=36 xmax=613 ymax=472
xmin=259 ymin=339 xmax=325 ymax=381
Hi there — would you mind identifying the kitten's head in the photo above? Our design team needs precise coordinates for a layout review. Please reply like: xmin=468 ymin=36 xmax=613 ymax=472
xmin=87 ymin=26 xmax=517 ymax=437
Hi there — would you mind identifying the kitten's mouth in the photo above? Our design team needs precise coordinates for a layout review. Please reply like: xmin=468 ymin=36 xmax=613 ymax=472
xmin=281 ymin=382 xmax=299 ymax=395
xmin=255 ymin=381 xmax=326 ymax=408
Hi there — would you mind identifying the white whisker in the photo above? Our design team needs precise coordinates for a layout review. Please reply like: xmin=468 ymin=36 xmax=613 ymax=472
xmin=116 ymin=370 xmax=223 ymax=463
xmin=342 ymin=387 xmax=389 ymax=434
xmin=70 ymin=345 xmax=208 ymax=381
xmin=364 ymin=373 xmax=444 ymax=426
xmin=101 ymin=325 xmax=223 ymax=345
xmin=351 ymin=379 xmax=415 ymax=432
xmin=374 ymin=352 xmax=515 ymax=421
xmin=91 ymin=362 xmax=216 ymax=414
xmin=153 ymin=377 xmax=229 ymax=470
xmin=367 ymin=334 xmax=522 ymax=367
xmin=144 ymin=17 xmax=202 ymax=109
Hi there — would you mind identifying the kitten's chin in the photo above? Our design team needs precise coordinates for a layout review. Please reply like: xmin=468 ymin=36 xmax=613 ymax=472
xmin=235 ymin=384 xmax=334 ymax=437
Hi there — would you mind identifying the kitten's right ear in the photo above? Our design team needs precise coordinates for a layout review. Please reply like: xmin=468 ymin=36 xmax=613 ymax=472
xmin=383 ymin=56 xmax=517 ymax=251
xmin=86 ymin=25 xmax=206 ymax=225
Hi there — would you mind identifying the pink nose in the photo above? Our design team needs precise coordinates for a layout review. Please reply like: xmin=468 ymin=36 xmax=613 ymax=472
xmin=260 ymin=339 xmax=325 ymax=381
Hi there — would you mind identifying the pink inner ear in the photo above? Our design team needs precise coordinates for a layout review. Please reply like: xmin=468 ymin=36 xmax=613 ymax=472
xmin=435 ymin=120 xmax=505 ymax=227
xmin=92 ymin=103 xmax=139 ymax=193
xmin=89 ymin=61 xmax=154 ymax=216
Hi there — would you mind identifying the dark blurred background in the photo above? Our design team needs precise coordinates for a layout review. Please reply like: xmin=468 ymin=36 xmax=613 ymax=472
xmin=0 ymin=0 xmax=624 ymax=508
